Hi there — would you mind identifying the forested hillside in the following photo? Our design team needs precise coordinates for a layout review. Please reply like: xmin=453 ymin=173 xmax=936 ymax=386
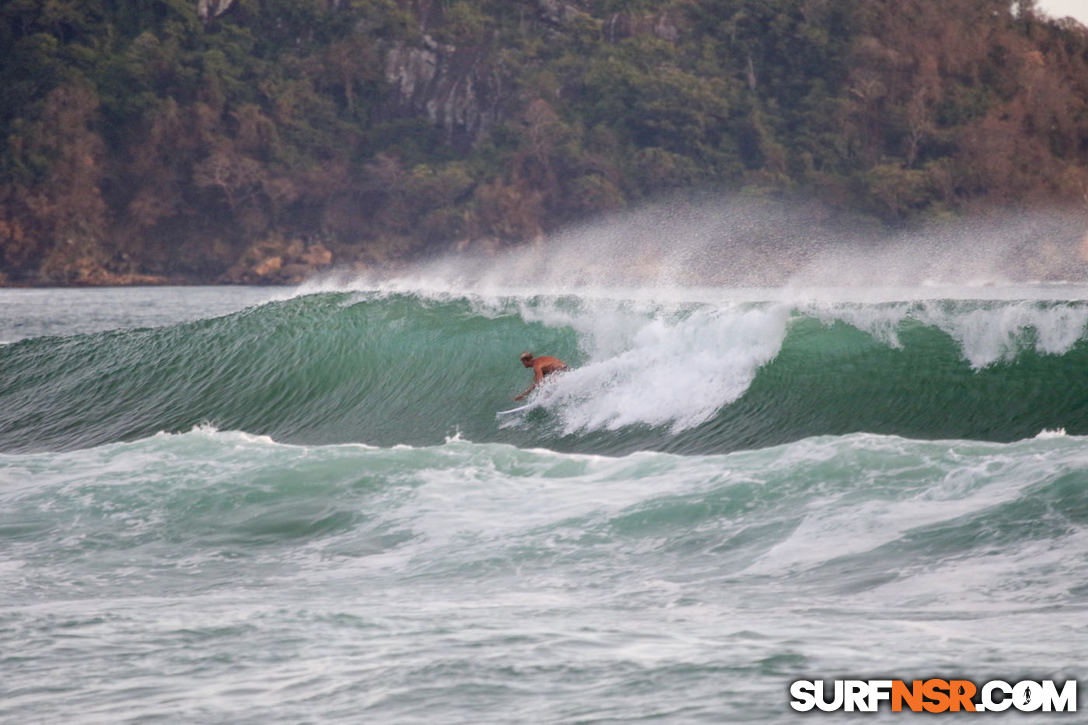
xmin=2 ymin=0 xmax=1087 ymax=284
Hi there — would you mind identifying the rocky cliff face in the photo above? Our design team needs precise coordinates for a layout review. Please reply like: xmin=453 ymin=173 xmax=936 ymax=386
xmin=384 ymin=34 xmax=507 ymax=150
xmin=602 ymin=8 xmax=683 ymax=43
xmin=197 ymin=0 xmax=234 ymax=21
xmin=381 ymin=1 xmax=682 ymax=150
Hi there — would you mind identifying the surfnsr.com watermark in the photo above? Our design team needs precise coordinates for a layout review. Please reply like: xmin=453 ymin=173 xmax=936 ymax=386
xmin=790 ymin=679 xmax=1077 ymax=713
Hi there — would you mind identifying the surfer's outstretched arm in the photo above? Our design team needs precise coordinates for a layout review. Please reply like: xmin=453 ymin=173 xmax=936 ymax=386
xmin=515 ymin=371 xmax=543 ymax=401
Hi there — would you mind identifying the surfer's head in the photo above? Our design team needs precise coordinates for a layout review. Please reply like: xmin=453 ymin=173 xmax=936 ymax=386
xmin=520 ymin=351 xmax=533 ymax=367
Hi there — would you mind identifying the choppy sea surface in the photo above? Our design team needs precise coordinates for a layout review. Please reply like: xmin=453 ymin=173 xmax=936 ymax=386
xmin=2 ymin=283 xmax=1086 ymax=723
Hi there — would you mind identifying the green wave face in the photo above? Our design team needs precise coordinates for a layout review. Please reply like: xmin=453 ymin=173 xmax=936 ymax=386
xmin=2 ymin=291 xmax=1088 ymax=454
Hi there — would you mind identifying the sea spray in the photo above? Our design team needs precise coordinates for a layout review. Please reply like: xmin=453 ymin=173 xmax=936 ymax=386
xmin=309 ymin=197 xmax=1088 ymax=292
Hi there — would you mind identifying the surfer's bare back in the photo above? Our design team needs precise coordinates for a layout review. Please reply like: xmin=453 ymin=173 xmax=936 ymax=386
xmin=515 ymin=352 xmax=568 ymax=401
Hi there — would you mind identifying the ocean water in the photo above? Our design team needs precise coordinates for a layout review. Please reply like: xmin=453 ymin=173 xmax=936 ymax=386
xmin=2 ymin=282 xmax=1087 ymax=723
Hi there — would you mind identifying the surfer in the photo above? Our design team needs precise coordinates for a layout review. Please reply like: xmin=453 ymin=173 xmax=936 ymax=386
xmin=514 ymin=351 xmax=567 ymax=401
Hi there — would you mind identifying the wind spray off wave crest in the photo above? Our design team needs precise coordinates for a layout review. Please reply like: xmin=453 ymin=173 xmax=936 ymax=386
xmin=316 ymin=195 xmax=1088 ymax=294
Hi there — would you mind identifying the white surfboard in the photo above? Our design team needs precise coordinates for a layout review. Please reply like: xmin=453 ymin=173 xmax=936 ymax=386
xmin=496 ymin=402 xmax=535 ymax=416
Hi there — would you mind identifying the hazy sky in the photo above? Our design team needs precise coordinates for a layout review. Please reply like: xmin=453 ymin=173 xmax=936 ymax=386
xmin=1036 ymin=0 xmax=1088 ymax=24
